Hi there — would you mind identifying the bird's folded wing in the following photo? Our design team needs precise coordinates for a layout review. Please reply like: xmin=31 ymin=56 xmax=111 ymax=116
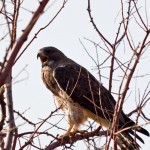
xmin=53 ymin=64 xmax=125 ymax=125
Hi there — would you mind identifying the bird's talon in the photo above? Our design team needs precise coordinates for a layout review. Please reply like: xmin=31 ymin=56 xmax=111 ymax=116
xmin=58 ymin=134 xmax=74 ymax=143
xmin=58 ymin=134 xmax=70 ymax=140
xmin=70 ymin=132 xmax=76 ymax=137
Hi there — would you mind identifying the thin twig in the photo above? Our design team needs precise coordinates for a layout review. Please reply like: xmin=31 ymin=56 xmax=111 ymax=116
xmin=0 ymin=0 xmax=50 ymax=87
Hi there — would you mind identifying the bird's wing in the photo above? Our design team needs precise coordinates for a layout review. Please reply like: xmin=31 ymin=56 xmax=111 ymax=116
xmin=53 ymin=63 xmax=125 ymax=125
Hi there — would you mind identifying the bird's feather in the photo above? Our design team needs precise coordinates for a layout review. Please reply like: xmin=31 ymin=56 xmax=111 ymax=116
xmin=38 ymin=46 xmax=149 ymax=149
xmin=54 ymin=64 xmax=130 ymax=128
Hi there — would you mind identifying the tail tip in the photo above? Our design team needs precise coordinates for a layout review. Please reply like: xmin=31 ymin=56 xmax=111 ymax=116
xmin=138 ymin=127 xmax=149 ymax=136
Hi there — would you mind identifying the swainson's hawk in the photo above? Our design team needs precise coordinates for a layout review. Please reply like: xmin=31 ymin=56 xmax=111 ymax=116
xmin=37 ymin=46 xmax=149 ymax=149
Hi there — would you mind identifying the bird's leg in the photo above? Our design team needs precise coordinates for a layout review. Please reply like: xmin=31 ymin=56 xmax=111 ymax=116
xmin=58 ymin=123 xmax=73 ymax=139
xmin=70 ymin=124 xmax=87 ymax=137
xmin=58 ymin=115 xmax=74 ymax=139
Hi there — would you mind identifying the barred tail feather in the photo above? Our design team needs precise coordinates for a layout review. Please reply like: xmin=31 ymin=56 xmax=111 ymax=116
xmin=117 ymin=132 xmax=140 ymax=150
xmin=128 ymin=130 xmax=144 ymax=143
xmin=136 ymin=126 xmax=149 ymax=137
xmin=123 ymin=115 xmax=149 ymax=137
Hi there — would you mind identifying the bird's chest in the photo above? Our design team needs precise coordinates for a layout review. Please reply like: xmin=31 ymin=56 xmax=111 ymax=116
xmin=41 ymin=66 xmax=60 ymax=96
xmin=55 ymin=93 xmax=86 ymax=122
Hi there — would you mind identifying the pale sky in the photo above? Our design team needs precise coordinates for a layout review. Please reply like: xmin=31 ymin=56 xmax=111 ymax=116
xmin=0 ymin=0 xmax=150 ymax=149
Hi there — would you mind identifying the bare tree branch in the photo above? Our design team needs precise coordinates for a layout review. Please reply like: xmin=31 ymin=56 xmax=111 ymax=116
xmin=45 ymin=126 xmax=105 ymax=150
xmin=0 ymin=0 xmax=50 ymax=87
xmin=4 ymin=73 xmax=15 ymax=150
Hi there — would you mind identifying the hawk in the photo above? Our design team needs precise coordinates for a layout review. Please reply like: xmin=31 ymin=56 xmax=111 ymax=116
xmin=37 ymin=46 xmax=149 ymax=149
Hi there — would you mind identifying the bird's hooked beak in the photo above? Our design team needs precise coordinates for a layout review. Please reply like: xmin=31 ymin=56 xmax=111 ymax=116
xmin=37 ymin=51 xmax=48 ymax=65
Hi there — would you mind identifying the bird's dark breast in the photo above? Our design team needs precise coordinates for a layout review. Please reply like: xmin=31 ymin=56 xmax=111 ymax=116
xmin=41 ymin=66 xmax=60 ymax=96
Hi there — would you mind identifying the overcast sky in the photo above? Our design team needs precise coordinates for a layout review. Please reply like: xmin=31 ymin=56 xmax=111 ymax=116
xmin=0 ymin=0 xmax=150 ymax=149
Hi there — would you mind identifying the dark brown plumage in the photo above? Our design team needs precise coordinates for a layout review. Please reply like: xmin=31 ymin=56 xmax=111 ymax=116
xmin=37 ymin=46 xmax=149 ymax=149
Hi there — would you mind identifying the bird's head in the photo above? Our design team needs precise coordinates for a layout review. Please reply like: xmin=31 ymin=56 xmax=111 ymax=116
xmin=37 ymin=46 xmax=66 ymax=67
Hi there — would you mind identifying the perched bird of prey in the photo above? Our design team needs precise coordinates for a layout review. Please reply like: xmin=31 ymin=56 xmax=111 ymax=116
xmin=37 ymin=46 xmax=149 ymax=149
